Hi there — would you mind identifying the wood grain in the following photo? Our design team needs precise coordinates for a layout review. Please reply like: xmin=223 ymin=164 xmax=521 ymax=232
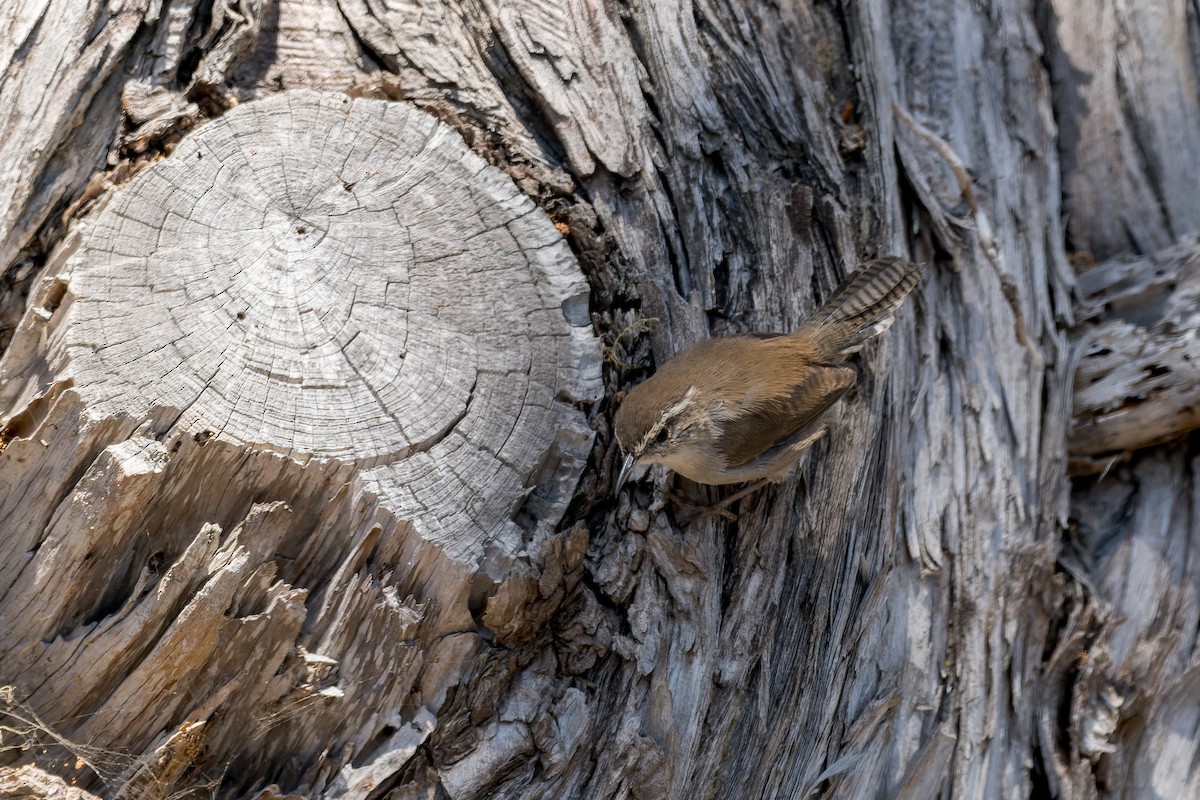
xmin=0 ymin=0 xmax=1198 ymax=797
xmin=0 ymin=90 xmax=600 ymax=795
xmin=1047 ymin=0 xmax=1200 ymax=259
xmin=1071 ymin=237 xmax=1200 ymax=472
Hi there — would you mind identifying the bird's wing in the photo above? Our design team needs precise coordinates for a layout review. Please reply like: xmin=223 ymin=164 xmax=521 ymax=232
xmin=716 ymin=365 xmax=858 ymax=469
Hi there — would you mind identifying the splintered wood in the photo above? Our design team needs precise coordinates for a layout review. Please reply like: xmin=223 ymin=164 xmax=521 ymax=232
xmin=0 ymin=90 xmax=599 ymax=795
xmin=1070 ymin=237 xmax=1200 ymax=474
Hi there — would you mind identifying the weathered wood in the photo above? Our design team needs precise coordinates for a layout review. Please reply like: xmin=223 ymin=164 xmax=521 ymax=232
xmin=1070 ymin=237 xmax=1200 ymax=473
xmin=0 ymin=0 xmax=279 ymax=348
xmin=0 ymin=765 xmax=102 ymax=800
xmin=0 ymin=0 xmax=141 ymax=346
xmin=1 ymin=0 xmax=1199 ymax=797
xmin=0 ymin=89 xmax=599 ymax=795
xmin=1045 ymin=0 xmax=1200 ymax=259
xmin=1054 ymin=449 xmax=1200 ymax=799
xmin=1044 ymin=0 xmax=1200 ymax=794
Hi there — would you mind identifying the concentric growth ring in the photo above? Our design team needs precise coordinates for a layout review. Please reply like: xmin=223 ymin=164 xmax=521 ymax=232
xmin=64 ymin=90 xmax=590 ymax=468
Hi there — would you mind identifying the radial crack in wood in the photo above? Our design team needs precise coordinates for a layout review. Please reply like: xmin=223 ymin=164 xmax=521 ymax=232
xmin=0 ymin=89 xmax=600 ymax=795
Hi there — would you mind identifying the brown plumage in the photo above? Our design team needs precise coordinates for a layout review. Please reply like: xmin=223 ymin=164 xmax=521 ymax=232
xmin=614 ymin=257 xmax=923 ymax=489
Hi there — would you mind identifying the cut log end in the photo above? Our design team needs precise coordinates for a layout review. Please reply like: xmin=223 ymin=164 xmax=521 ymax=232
xmin=0 ymin=90 xmax=601 ymax=794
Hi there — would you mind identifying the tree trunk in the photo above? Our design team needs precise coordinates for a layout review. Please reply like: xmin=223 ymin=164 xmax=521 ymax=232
xmin=0 ymin=1 xmax=1197 ymax=799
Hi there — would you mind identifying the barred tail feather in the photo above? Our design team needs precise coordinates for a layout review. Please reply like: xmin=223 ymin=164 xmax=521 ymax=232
xmin=807 ymin=256 xmax=923 ymax=355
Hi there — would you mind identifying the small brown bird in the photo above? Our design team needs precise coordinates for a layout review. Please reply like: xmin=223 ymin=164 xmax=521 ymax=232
xmin=613 ymin=257 xmax=923 ymax=493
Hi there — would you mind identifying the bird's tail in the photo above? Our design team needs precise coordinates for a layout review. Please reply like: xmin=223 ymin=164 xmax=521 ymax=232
xmin=804 ymin=256 xmax=924 ymax=356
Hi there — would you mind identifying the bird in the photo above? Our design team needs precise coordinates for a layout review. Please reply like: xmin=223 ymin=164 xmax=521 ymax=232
xmin=613 ymin=256 xmax=923 ymax=497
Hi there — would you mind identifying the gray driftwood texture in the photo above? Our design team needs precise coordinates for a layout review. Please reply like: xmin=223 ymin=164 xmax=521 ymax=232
xmin=0 ymin=0 xmax=1197 ymax=799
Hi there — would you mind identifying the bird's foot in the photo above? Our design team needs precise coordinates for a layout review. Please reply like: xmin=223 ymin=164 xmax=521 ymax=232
xmin=671 ymin=479 xmax=771 ymax=524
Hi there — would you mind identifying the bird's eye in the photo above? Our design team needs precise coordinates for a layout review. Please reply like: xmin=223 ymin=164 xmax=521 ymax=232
xmin=654 ymin=427 xmax=669 ymax=444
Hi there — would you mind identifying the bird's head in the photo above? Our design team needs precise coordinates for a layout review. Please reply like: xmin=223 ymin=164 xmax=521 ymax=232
xmin=613 ymin=378 xmax=718 ymax=490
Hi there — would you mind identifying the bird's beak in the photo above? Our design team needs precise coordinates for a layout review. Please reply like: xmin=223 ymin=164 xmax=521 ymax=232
xmin=615 ymin=454 xmax=637 ymax=492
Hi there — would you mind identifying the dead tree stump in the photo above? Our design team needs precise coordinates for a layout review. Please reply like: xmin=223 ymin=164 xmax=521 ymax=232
xmin=0 ymin=90 xmax=600 ymax=796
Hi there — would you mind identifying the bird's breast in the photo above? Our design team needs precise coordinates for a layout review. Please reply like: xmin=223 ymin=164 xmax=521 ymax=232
xmin=659 ymin=442 xmax=743 ymax=485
